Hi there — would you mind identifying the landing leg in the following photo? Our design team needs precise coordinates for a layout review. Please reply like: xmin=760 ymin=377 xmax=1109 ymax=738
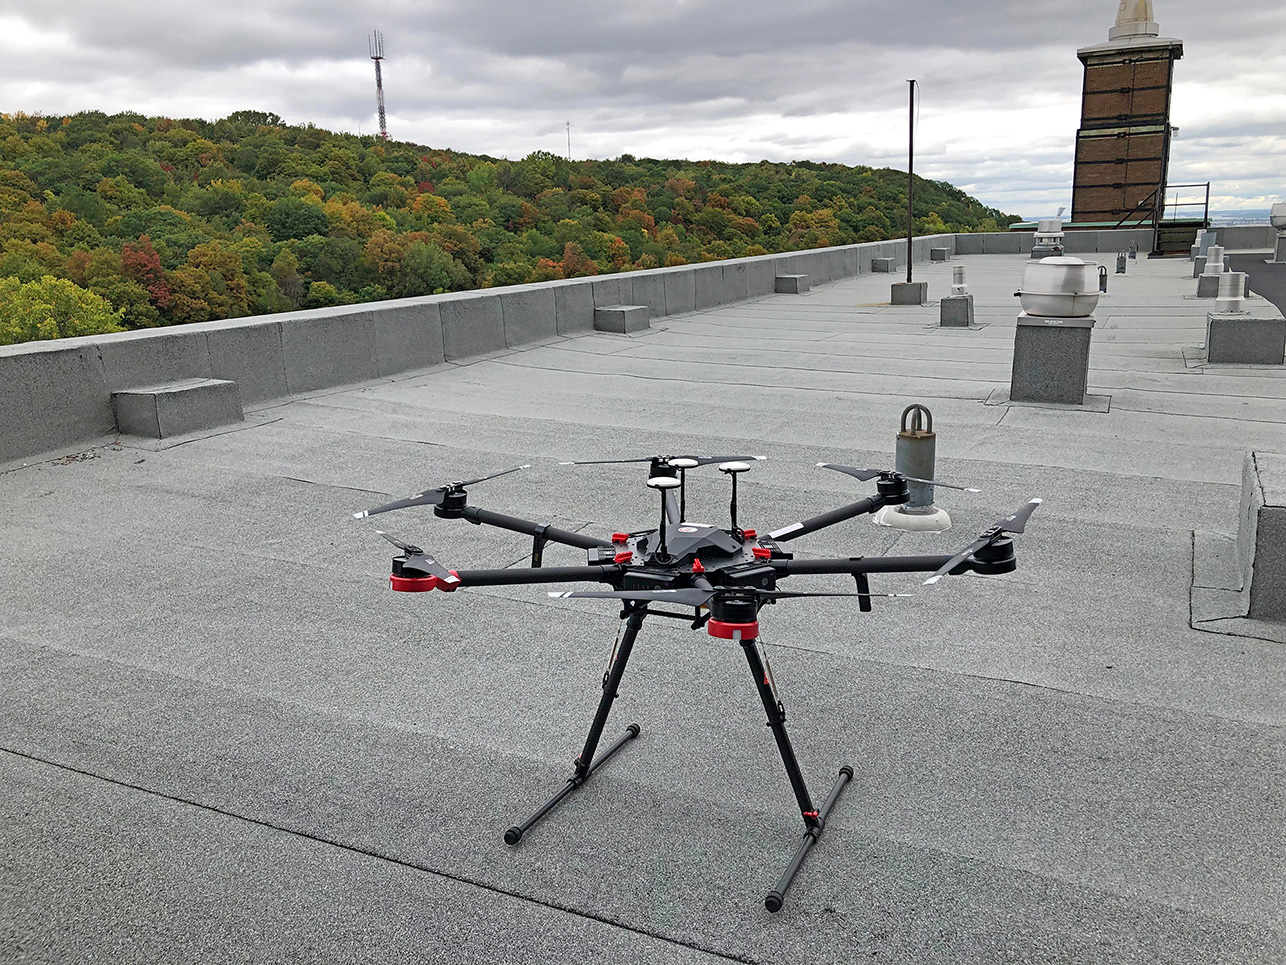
xmin=504 ymin=606 xmax=646 ymax=845
xmin=741 ymin=636 xmax=853 ymax=912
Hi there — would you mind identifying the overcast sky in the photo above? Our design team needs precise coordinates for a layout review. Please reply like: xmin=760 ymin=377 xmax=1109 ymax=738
xmin=1 ymin=0 xmax=1281 ymax=219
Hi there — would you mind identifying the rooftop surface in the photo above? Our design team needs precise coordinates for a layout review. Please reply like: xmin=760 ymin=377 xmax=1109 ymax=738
xmin=3 ymin=253 xmax=1284 ymax=963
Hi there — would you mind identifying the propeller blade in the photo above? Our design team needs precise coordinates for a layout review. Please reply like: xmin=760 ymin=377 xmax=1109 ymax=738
xmin=759 ymin=590 xmax=912 ymax=600
xmin=923 ymin=499 xmax=1042 ymax=585
xmin=559 ymin=455 xmax=766 ymax=467
xmin=817 ymin=463 xmax=979 ymax=492
xmin=375 ymin=530 xmax=422 ymax=555
xmin=458 ymin=464 xmax=531 ymax=487
xmin=402 ymin=553 xmax=460 ymax=585
xmin=354 ymin=488 xmax=448 ymax=519
xmin=817 ymin=462 xmax=882 ymax=482
xmin=354 ymin=465 xmax=530 ymax=519
xmin=548 ymin=588 xmax=716 ymax=607
xmin=922 ymin=535 xmax=991 ymax=586
xmin=998 ymin=498 xmax=1043 ymax=535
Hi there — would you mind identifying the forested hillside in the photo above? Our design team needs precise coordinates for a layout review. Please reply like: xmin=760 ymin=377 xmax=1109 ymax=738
xmin=0 ymin=109 xmax=1018 ymax=344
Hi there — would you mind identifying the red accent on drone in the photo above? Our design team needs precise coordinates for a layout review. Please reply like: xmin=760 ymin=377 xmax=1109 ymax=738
xmin=803 ymin=810 xmax=819 ymax=819
xmin=752 ymin=547 xmax=772 ymax=560
xmin=742 ymin=529 xmax=756 ymax=539
xmin=614 ymin=551 xmax=633 ymax=564
xmin=611 ymin=533 xmax=629 ymax=544
xmin=390 ymin=570 xmax=460 ymax=593
xmin=708 ymin=619 xmax=760 ymax=640
xmin=692 ymin=558 xmax=705 ymax=574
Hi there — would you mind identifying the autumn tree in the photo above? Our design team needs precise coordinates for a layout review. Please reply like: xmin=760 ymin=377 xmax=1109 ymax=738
xmin=0 ymin=275 xmax=125 ymax=344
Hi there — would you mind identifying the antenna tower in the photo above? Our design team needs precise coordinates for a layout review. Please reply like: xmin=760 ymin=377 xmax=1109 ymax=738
xmin=369 ymin=30 xmax=389 ymax=141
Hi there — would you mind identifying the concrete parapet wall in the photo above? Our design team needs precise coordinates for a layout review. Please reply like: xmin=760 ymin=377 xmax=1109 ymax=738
xmin=1 ymin=230 xmax=984 ymax=464
xmin=1212 ymin=225 xmax=1277 ymax=252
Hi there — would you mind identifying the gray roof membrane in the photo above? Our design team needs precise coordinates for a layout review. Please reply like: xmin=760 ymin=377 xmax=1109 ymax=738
xmin=2 ymin=253 xmax=1284 ymax=963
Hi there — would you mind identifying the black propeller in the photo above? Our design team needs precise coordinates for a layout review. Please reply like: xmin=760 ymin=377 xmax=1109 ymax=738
xmin=923 ymin=498 xmax=1043 ymax=586
xmin=548 ymin=587 xmax=908 ymax=606
xmin=375 ymin=531 xmax=459 ymax=586
xmin=817 ymin=462 xmax=981 ymax=493
xmin=354 ymin=465 xmax=530 ymax=519
xmin=559 ymin=454 xmax=767 ymax=468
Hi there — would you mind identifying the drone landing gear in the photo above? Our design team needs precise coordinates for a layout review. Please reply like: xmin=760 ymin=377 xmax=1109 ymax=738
xmin=725 ymin=620 xmax=853 ymax=912
xmin=506 ymin=603 xmax=852 ymax=912
xmin=504 ymin=606 xmax=646 ymax=846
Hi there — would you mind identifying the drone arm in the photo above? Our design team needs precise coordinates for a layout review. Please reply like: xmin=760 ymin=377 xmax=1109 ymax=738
xmin=451 ymin=564 xmax=625 ymax=587
xmin=770 ymin=554 xmax=959 ymax=577
xmin=766 ymin=495 xmax=884 ymax=543
xmin=461 ymin=507 xmax=614 ymax=550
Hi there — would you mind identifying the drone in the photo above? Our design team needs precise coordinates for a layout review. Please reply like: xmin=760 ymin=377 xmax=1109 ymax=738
xmin=356 ymin=455 xmax=1041 ymax=912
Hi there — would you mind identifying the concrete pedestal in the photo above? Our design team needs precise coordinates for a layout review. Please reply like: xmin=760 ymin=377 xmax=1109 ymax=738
xmin=872 ymin=257 xmax=895 ymax=273
xmin=1197 ymin=274 xmax=1221 ymax=298
xmin=891 ymin=281 xmax=928 ymax=306
xmin=113 ymin=378 xmax=244 ymax=439
xmin=594 ymin=304 xmax=650 ymax=333
xmin=1239 ymin=452 xmax=1286 ymax=621
xmin=930 ymin=247 xmax=950 ymax=262
xmin=1275 ymin=235 xmax=1286 ymax=264
xmin=775 ymin=274 xmax=809 ymax=294
xmin=1010 ymin=313 xmax=1096 ymax=405
xmin=1206 ymin=313 xmax=1286 ymax=364
xmin=1193 ymin=256 xmax=1207 ymax=278
xmin=940 ymin=294 xmax=974 ymax=327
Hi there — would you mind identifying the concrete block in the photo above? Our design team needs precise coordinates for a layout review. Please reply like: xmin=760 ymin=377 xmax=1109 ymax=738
xmin=1011 ymin=314 xmax=1095 ymax=405
xmin=1239 ymin=452 xmax=1286 ymax=621
xmin=661 ymin=267 xmax=696 ymax=317
xmin=872 ymin=257 xmax=895 ymax=273
xmin=1193 ymin=256 xmax=1208 ymax=279
xmin=954 ymin=234 xmax=984 ymax=256
xmin=940 ymin=294 xmax=974 ymax=327
xmin=280 ymin=309 xmax=378 ymax=393
xmin=746 ymin=257 xmax=777 ymax=297
xmin=499 ymin=286 xmax=557 ymax=349
xmin=98 ymin=328 xmax=212 ymax=391
xmin=722 ymin=261 xmax=749 ymax=302
xmin=202 ymin=319 xmax=288 ymax=406
xmin=371 ymin=300 xmax=446 ymax=377
xmin=438 ymin=293 xmax=506 ymax=362
xmin=552 ymin=279 xmax=595 ymax=335
xmin=1197 ymin=274 xmax=1220 ymax=298
xmin=590 ymin=275 xmax=631 ymax=308
xmin=0 ymin=343 xmax=112 ymax=463
xmin=630 ymin=271 xmax=668 ymax=318
xmin=775 ymin=275 xmax=810 ymax=294
xmin=594 ymin=305 xmax=650 ymax=334
xmin=693 ymin=263 xmax=724 ymax=311
xmin=930 ymin=247 xmax=950 ymax=262
xmin=112 ymin=378 xmax=243 ymax=439
xmin=891 ymin=281 xmax=928 ymax=306
xmin=1206 ymin=313 xmax=1286 ymax=364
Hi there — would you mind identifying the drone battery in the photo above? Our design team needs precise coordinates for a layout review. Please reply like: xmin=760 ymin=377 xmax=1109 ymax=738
xmin=623 ymin=569 xmax=675 ymax=591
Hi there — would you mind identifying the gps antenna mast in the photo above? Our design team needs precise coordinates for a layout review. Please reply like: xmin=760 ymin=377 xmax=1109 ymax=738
xmin=370 ymin=30 xmax=389 ymax=141
xmin=906 ymin=78 xmax=916 ymax=285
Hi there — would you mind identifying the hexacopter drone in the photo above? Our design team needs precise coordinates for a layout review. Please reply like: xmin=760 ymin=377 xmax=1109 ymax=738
xmin=356 ymin=456 xmax=1040 ymax=912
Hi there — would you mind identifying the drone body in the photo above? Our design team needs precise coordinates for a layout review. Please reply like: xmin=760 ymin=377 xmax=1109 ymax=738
xmin=358 ymin=455 xmax=1040 ymax=911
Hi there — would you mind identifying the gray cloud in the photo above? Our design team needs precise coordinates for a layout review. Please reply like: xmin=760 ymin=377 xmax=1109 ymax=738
xmin=0 ymin=0 xmax=1280 ymax=217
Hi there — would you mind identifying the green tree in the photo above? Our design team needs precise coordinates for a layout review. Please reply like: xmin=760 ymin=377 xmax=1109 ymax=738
xmin=0 ymin=275 xmax=125 ymax=344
